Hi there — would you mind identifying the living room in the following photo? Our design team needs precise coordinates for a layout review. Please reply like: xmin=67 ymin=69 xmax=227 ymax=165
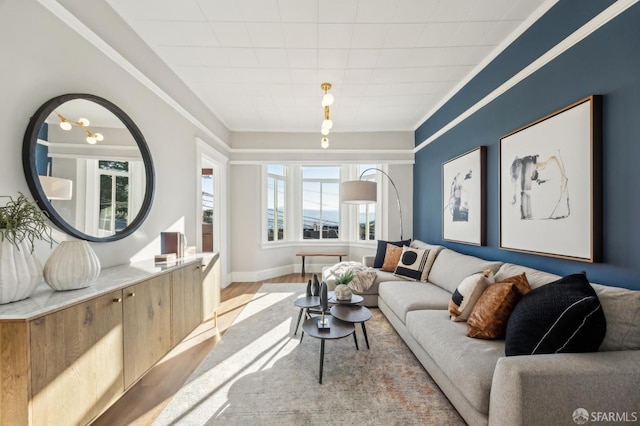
xmin=1 ymin=0 xmax=639 ymax=425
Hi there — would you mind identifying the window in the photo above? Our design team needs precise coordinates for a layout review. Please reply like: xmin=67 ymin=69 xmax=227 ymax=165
xmin=267 ymin=165 xmax=286 ymax=241
xmin=98 ymin=161 xmax=129 ymax=236
xmin=302 ymin=166 xmax=340 ymax=239
xmin=357 ymin=165 xmax=377 ymax=241
xmin=202 ymin=168 xmax=214 ymax=251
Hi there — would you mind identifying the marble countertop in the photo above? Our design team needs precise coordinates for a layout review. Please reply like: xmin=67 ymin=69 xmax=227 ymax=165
xmin=0 ymin=253 xmax=218 ymax=321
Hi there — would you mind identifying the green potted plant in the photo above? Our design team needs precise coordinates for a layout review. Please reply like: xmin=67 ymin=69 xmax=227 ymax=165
xmin=334 ymin=270 xmax=354 ymax=301
xmin=0 ymin=193 xmax=54 ymax=304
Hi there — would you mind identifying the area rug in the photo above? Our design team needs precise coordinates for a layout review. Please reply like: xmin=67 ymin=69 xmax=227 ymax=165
xmin=153 ymin=283 xmax=464 ymax=425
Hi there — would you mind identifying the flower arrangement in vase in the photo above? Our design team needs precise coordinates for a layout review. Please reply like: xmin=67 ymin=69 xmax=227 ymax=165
xmin=0 ymin=193 xmax=54 ymax=304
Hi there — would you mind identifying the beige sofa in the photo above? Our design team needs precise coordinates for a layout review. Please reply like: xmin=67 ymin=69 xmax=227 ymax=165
xmin=325 ymin=241 xmax=640 ymax=426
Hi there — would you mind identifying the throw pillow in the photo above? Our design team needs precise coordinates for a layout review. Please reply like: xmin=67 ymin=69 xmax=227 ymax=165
xmin=500 ymin=272 xmax=532 ymax=296
xmin=373 ymin=239 xmax=411 ymax=268
xmin=380 ymin=244 xmax=403 ymax=272
xmin=448 ymin=269 xmax=495 ymax=322
xmin=394 ymin=246 xmax=429 ymax=281
xmin=505 ymin=273 xmax=607 ymax=356
xmin=466 ymin=282 xmax=521 ymax=339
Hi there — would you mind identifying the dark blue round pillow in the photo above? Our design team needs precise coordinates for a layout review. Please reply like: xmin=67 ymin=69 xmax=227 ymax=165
xmin=505 ymin=272 xmax=606 ymax=356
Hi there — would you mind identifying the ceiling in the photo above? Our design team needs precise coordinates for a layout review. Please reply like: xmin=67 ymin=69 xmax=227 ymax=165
xmin=106 ymin=0 xmax=550 ymax=134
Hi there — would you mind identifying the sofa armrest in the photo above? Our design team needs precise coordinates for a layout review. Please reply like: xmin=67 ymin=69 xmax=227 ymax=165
xmin=363 ymin=255 xmax=375 ymax=268
xmin=489 ymin=350 xmax=640 ymax=426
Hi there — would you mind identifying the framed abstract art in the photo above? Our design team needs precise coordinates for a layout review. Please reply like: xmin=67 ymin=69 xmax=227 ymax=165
xmin=499 ymin=95 xmax=602 ymax=262
xmin=442 ymin=146 xmax=486 ymax=245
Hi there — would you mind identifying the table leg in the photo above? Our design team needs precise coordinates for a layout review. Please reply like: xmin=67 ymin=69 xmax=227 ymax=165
xmin=294 ymin=308 xmax=303 ymax=335
xmin=300 ymin=330 xmax=304 ymax=344
xmin=339 ymin=255 xmax=343 ymax=262
xmin=319 ymin=339 xmax=325 ymax=384
xmin=361 ymin=322 xmax=370 ymax=349
xmin=353 ymin=331 xmax=359 ymax=350
xmin=301 ymin=256 xmax=306 ymax=276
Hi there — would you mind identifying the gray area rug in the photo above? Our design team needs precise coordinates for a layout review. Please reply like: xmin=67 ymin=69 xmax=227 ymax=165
xmin=153 ymin=283 xmax=464 ymax=425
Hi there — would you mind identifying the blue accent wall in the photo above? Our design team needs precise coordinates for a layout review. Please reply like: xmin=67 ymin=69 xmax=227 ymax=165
xmin=413 ymin=3 xmax=640 ymax=290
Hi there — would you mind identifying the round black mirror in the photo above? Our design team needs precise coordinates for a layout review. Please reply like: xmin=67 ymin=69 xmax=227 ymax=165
xmin=23 ymin=94 xmax=155 ymax=242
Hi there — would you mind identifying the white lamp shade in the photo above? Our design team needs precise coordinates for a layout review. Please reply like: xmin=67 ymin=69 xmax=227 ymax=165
xmin=341 ymin=180 xmax=377 ymax=204
xmin=39 ymin=175 xmax=73 ymax=200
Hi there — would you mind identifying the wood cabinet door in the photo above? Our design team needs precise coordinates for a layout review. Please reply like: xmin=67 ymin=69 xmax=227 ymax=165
xmin=122 ymin=273 xmax=172 ymax=389
xmin=171 ymin=264 xmax=202 ymax=346
xmin=201 ymin=254 xmax=221 ymax=321
xmin=30 ymin=290 xmax=124 ymax=426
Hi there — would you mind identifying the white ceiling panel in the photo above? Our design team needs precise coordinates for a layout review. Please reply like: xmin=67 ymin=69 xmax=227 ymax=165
xmin=108 ymin=0 xmax=551 ymax=134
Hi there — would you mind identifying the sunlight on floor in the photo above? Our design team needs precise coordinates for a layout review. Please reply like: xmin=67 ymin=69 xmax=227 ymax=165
xmin=167 ymin=293 xmax=300 ymax=422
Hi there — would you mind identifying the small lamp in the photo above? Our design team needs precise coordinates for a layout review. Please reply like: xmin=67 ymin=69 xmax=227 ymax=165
xmin=39 ymin=175 xmax=73 ymax=200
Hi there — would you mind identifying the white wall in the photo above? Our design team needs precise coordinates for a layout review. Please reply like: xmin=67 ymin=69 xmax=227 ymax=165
xmin=0 ymin=0 xmax=415 ymax=284
xmin=0 ymin=0 xmax=228 ymax=269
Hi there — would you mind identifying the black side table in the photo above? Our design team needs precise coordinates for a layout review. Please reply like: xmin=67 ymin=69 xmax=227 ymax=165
xmin=293 ymin=296 xmax=320 ymax=335
xmin=301 ymin=316 xmax=354 ymax=384
xmin=330 ymin=304 xmax=372 ymax=349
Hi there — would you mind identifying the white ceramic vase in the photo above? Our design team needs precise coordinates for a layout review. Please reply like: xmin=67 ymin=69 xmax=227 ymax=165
xmin=0 ymin=237 xmax=44 ymax=304
xmin=44 ymin=241 xmax=101 ymax=291
xmin=334 ymin=283 xmax=353 ymax=301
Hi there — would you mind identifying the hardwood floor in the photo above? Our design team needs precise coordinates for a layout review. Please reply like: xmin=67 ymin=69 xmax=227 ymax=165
xmin=91 ymin=273 xmax=311 ymax=426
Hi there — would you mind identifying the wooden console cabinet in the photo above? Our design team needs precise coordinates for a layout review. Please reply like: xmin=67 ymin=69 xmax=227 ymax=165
xmin=0 ymin=253 xmax=220 ymax=426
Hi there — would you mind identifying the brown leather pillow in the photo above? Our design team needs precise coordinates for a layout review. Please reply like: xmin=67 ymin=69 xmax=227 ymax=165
xmin=381 ymin=244 xmax=403 ymax=272
xmin=500 ymin=272 xmax=532 ymax=296
xmin=466 ymin=282 xmax=521 ymax=339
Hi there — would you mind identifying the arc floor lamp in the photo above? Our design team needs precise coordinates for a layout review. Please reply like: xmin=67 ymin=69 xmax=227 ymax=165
xmin=340 ymin=168 xmax=404 ymax=240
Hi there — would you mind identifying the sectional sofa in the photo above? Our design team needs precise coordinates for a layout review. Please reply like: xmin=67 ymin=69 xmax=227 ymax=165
xmin=323 ymin=241 xmax=640 ymax=426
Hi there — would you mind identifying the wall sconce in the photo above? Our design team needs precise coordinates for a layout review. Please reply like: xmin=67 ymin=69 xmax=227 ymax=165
xmin=56 ymin=112 xmax=104 ymax=144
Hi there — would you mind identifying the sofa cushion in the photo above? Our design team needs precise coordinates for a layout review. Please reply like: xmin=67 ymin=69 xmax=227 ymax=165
xmin=406 ymin=310 xmax=505 ymax=415
xmin=394 ymin=246 xmax=429 ymax=281
xmin=467 ymin=282 xmax=521 ymax=339
xmin=410 ymin=240 xmax=443 ymax=281
xmin=592 ymin=284 xmax=640 ymax=351
xmin=380 ymin=244 xmax=403 ymax=272
xmin=373 ymin=239 xmax=410 ymax=268
xmin=448 ymin=270 xmax=494 ymax=322
xmin=428 ymin=249 xmax=503 ymax=294
xmin=505 ymin=273 xmax=606 ymax=356
xmin=378 ymin=282 xmax=451 ymax=323
xmin=495 ymin=263 xmax=560 ymax=290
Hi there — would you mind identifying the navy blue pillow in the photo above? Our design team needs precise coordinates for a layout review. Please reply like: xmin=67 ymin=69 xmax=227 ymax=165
xmin=505 ymin=272 xmax=606 ymax=356
xmin=373 ymin=239 xmax=410 ymax=268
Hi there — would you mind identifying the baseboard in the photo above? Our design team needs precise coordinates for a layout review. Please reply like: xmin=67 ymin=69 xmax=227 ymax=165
xmin=230 ymin=262 xmax=332 ymax=283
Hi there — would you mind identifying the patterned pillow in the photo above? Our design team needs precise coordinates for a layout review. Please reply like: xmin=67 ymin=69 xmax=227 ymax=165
xmin=505 ymin=273 xmax=606 ymax=356
xmin=449 ymin=269 xmax=495 ymax=322
xmin=394 ymin=246 xmax=429 ymax=281
xmin=380 ymin=244 xmax=403 ymax=272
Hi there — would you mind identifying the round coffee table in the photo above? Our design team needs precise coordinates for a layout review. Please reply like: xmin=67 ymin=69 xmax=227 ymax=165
xmin=330 ymin=304 xmax=372 ymax=349
xmin=293 ymin=296 xmax=320 ymax=335
xmin=301 ymin=316 xmax=355 ymax=384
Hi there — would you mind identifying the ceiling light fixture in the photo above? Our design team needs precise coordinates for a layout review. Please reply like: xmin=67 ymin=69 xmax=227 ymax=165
xmin=320 ymin=82 xmax=333 ymax=149
xmin=56 ymin=112 xmax=104 ymax=144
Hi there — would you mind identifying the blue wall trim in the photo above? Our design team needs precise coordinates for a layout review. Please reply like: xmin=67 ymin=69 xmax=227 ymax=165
xmin=413 ymin=3 xmax=640 ymax=290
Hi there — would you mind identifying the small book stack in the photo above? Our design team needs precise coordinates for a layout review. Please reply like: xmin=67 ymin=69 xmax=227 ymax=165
xmin=155 ymin=253 xmax=177 ymax=263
